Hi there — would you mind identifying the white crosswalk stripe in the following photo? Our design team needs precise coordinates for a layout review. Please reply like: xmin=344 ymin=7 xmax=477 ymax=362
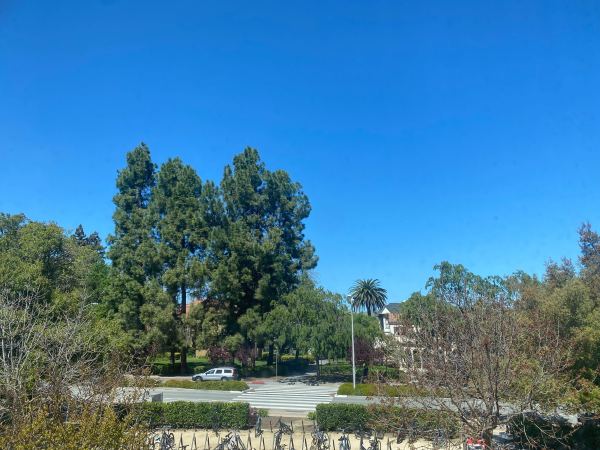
xmin=234 ymin=383 xmax=338 ymax=412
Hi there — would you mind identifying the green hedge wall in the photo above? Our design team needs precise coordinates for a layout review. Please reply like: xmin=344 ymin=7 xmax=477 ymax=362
xmin=320 ymin=364 xmax=407 ymax=382
xmin=135 ymin=401 xmax=250 ymax=429
xmin=315 ymin=403 xmax=459 ymax=436
xmin=337 ymin=383 xmax=432 ymax=397
xmin=161 ymin=380 xmax=249 ymax=391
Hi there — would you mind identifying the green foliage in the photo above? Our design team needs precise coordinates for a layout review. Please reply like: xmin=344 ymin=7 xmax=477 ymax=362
xmin=261 ymin=279 xmax=349 ymax=367
xmin=211 ymin=148 xmax=318 ymax=335
xmin=510 ymin=414 xmax=600 ymax=450
xmin=320 ymin=363 xmax=406 ymax=382
xmin=337 ymin=383 xmax=429 ymax=397
xmin=136 ymin=401 xmax=250 ymax=429
xmin=161 ymin=380 xmax=248 ymax=391
xmin=349 ymin=279 xmax=387 ymax=316
xmin=315 ymin=404 xmax=459 ymax=435
xmin=258 ymin=408 xmax=269 ymax=418
xmin=315 ymin=404 xmax=370 ymax=431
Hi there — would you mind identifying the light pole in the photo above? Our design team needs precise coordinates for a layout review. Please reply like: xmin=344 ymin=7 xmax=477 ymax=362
xmin=347 ymin=295 xmax=356 ymax=390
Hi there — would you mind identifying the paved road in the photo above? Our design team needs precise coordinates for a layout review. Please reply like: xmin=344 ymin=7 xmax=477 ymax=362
xmin=235 ymin=382 xmax=337 ymax=413
xmin=147 ymin=381 xmax=339 ymax=415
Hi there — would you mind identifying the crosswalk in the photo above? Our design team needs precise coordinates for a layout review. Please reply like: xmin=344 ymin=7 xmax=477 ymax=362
xmin=234 ymin=383 xmax=338 ymax=412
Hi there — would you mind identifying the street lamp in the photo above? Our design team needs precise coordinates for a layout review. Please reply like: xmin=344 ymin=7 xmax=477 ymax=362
xmin=347 ymin=295 xmax=356 ymax=390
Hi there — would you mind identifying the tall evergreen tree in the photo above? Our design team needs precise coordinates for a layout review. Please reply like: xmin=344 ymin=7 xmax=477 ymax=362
xmin=107 ymin=144 xmax=171 ymax=352
xmin=211 ymin=148 xmax=317 ymax=362
xmin=152 ymin=157 xmax=206 ymax=372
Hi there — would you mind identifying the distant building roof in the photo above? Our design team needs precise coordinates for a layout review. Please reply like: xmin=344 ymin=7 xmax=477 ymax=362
xmin=378 ymin=303 xmax=402 ymax=314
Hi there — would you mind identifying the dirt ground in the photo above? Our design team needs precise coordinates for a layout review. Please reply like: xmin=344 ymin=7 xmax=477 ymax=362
xmin=148 ymin=427 xmax=463 ymax=450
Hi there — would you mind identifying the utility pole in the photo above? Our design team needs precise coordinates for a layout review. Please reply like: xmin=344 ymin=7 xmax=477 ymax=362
xmin=347 ymin=295 xmax=356 ymax=390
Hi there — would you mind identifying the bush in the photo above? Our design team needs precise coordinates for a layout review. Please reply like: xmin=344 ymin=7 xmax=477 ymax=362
xmin=319 ymin=363 xmax=408 ymax=383
xmin=314 ymin=403 xmax=459 ymax=436
xmin=136 ymin=401 xmax=250 ymax=429
xmin=337 ymin=383 xmax=429 ymax=397
xmin=150 ymin=360 xmax=209 ymax=376
xmin=509 ymin=413 xmax=600 ymax=449
xmin=208 ymin=346 xmax=231 ymax=365
xmin=161 ymin=380 xmax=249 ymax=391
xmin=315 ymin=404 xmax=370 ymax=431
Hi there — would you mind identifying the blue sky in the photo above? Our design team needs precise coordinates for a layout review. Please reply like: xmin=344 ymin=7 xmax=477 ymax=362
xmin=2 ymin=1 xmax=600 ymax=301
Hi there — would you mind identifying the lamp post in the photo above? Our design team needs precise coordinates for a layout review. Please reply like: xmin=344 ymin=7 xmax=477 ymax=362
xmin=347 ymin=295 xmax=356 ymax=390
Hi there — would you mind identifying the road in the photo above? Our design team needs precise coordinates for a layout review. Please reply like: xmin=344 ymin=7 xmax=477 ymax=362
xmin=147 ymin=380 xmax=343 ymax=416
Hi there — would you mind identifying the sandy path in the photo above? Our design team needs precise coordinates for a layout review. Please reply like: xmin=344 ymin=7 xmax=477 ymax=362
xmin=148 ymin=428 xmax=462 ymax=450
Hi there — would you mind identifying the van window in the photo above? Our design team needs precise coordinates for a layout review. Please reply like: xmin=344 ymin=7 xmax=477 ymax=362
xmin=206 ymin=369 xmax=215 ymax=374
xmin=215 ymin=369 xmax=222 ymax=374
xmin=224 ymin=369 xmax=232 ymax=374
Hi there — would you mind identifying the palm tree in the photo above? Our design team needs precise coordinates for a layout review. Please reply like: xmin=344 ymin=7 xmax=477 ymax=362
xmin=349 ymin=278 xmax=387 ymax=316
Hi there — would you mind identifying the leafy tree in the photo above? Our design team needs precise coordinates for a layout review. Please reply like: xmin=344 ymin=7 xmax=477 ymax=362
xmin=264 ymin=279 xmax=348 ymax=375
xmin=349 ymin=278 xmax=387 ymax=316
xmin=0 ymin=213 xmax=106 ymax=312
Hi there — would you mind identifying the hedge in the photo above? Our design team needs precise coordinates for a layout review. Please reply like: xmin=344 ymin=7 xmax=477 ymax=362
xmin=161 ymin=380 xmax=249 ymax=391
xmin=337 ymin=383 xmax=431 ymax=397
xmin=320 ymin=364 xmax=407 ymax=382
xmin=314 ymin=403 xmax=459 ymax=436
xmin=135 ymin=401 xmax=250 ymax=429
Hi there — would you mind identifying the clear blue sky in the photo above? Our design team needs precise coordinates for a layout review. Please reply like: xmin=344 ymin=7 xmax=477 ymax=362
xmin=2 ymin=1 xmax=600 ymax=301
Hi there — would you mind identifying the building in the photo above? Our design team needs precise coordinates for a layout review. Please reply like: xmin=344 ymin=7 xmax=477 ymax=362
xmin=377 ymin=303 xmax=403 ymax=336
xmin=377 ymin=303 xmax=423 ymax=370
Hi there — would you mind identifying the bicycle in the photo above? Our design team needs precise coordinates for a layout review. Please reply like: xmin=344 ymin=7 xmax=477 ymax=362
xmin=255 ymin=415 xmax=263 ymax=437
xmin=150 ymin=429 xmax=175 ymax=450
xmin=274 ymin=419 xmax=293 ymax=450
xmin=338 ymin=430 xmax=351 ymax=450
xmin=310 ymin=426 xmax=329 ymax=450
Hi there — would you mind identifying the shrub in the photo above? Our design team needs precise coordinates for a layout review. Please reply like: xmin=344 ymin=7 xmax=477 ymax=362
xmin=314 ymin=403 xmax=459 ymax=436
xmin=208 ymin=346 xmax=231 ymax=364
xmin=509 ymin=413 xmax=600 ymax=449
xmin=161 ymin=380 xmax=248 ymax=391
xmin=337 ymin=383 xmax=430 ymax=397
xmin=136 ymin=401 xmax=250 ymax=429
xmin=315 ymin=404 xmax=370 ymax=431
xmin=150 ymin=360 xmax=209 ymax=376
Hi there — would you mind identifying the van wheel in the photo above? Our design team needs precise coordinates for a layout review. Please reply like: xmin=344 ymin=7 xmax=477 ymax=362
xmin=196 ymin=377 xmax=203 ymax=382
xmin=221 ymin=377 xmax=227 ymax=381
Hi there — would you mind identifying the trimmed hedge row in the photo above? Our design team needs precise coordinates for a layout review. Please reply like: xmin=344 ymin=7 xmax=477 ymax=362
xmin=161 ymin=380 xmax=249 ymax=391
xmin=320 ymin=364 xmax=407 ymax=382
xmin=315 ymin=403 xmax=459 ymax=436
xmin=337 ymin=383 xmax=431 ymax=397
xmin=134 ymin=401 xmax=250 ymax=429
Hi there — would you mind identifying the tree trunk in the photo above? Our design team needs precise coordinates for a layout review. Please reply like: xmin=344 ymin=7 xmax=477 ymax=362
xmin=170 ymin=349 xmax=176 ymax=370
xmin=295 ymin=348 xmax=300 ymax=361
xmin=367 ymin=304 xmax=372 ymax=316
xmin=180 ymin=283 xmax=188 ymax=374
xmin=267 ymin=344 xmax=274 ymax=366
xmin=316 ymin=356 xmax=320 ymax=377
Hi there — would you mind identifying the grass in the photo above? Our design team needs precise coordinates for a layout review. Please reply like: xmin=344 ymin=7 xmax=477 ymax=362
xmin=160 ymin=380 xmax=249 ymax=391
xmin=337 ymin=382 xmax=431 ymax=397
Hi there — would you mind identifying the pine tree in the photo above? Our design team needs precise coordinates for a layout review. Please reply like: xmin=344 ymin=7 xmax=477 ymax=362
xmin=107 ymin=144 xmax=170 ymax=351
xmin=211 ymin=147 xmax=318 ymax=362
xmin=152 ymin=157 xmax=206 ymax=373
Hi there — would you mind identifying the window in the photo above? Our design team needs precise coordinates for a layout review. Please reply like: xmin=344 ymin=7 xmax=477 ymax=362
xmin=215 ymin=369 xmax=223 ymax=374
xmin=224 ymin=369 xmax=232 ymax=374
xmin=206 ymin=370 xmax=215 ymax=374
